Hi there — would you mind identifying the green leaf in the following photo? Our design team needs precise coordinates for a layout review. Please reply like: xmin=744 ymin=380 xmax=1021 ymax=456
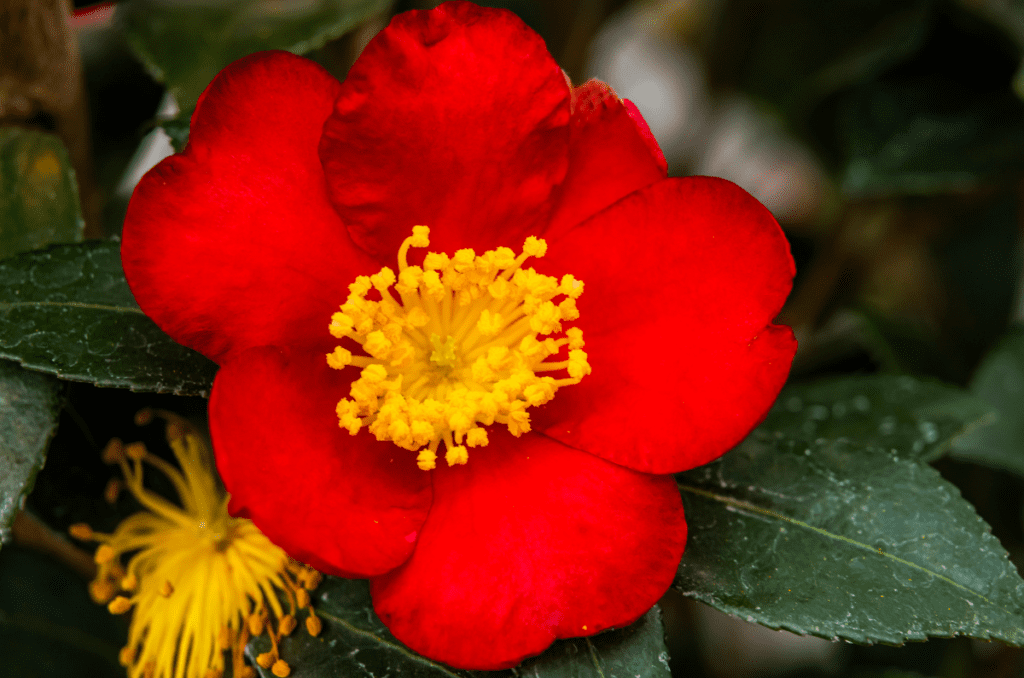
xmin=767 ymin=375 xmax=992 ymax=462
xmin=0 ymin=360 xmax=61 ymax=551
xmin=0 ymin=128 xmax=84 ymax=260
xmin=837 ymin=79 xmax=1024 ymax=197
xmin=0 ymin=544 xmax=125 ymax=677
xmin=117 ymin=0 xmax=391 ymax=108
xmin=0 ymin=241 xmax=217 ymax=396
xmin=675 ymin=376 xmax=1024 ymax=645
xmin=250 ymin=577 xmax=672 ymax=678
xmin=951 ymin=327 xmax=1024 ymax=477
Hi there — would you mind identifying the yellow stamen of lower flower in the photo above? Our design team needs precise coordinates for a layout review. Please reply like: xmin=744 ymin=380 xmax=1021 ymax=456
xmin=327 ymin=226 xmax=591 ymax=469
xmin=68 ymin=410 xmax=323 ymax=678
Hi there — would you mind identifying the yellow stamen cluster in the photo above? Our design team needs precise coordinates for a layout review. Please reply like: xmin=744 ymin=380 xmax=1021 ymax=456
xmin=328 ymin=226 xmax=590 ymax=470
xmin=70 ymin=410 xmax=323 ymax=678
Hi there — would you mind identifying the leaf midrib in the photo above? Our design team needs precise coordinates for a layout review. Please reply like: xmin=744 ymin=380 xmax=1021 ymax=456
xmin=0 ymin=301 xmax=144 ymax=314
xmin=677 ymin=482 xmax=1002 ymax=608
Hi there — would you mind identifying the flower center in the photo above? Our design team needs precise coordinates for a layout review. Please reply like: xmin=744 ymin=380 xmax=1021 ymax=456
xmin=327 ymin=226 xmax=591 ymax=470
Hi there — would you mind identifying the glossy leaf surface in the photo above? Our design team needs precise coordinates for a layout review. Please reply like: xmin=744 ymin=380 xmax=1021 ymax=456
xmin=0 ymin=360 xmax=60 ymax=550
xmin=249 ymin=577 xmax=672 ymax=678
xmin=675 ymin=375 xmax=1024 ymax=645
xmin=0 ymin=241 xmax=216 ymax=395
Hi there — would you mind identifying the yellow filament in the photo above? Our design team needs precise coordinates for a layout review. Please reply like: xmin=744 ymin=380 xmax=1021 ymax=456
xmin=327 ymin=227 xmax=591 ymax=469
xmin=68 ymin=410 xmax=323 ymax=678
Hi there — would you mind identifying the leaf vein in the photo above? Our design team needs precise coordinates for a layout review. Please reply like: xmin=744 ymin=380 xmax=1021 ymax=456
xmin=677 ymin=482 xmax=996 ymax=605
xmin=0 ymin=301 xmax=144 ymax=314
xmin=317 ymin=610 xmax=464 ymax=678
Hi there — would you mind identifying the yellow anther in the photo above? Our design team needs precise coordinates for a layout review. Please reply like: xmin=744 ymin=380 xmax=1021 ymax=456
xmin=69 ymin=523 xmax=93 ymax=540
xmin=296 ymin=588 xmax=310 ymax=609
xmin=560 ymin=274 xmax=584 ymax=298
xmin=363 ymin=331 xmax=392 ymax=359
xmin=158 ymin=580 xmax=174 ymax=597
xmin=558 ymin=298 xmax=580 ymax=321
xmin=108 ymin=596 xmax=133 ymax=614
xmin=566 ymin=327 xmax=585 ymax=350
xmin=416 ymin=448 xmax=437 ymax=471
xmin=119 ymin=646 xmax=137 ymax=667
xmin=410 ymin=225 xmax=430 ymax=247
xmin=104 ymin=478 xmax=122 ymax=503
xmin=95 ymin=544 xmax=115 ymax=564
xmin=89 ymin=578 xmax=117 ymax=604
xmin=272 ymin=659 xmax=291 ymax=677
xmin=466 ymin=427 xmax=488 ymax=447
xmin=328 ymin=228 xmax=588 ymax=471
xmin=248 ymin=613 xmax=265 ymax=637
xmin=523 ymin=380 xmax=556 ymax=406
xmin=370 ymin=267 xmax=396 ymax=289
xmin=523 ymin=236 xmax=547 ymax=258
xmin=306 ymin=614 xmax=323 ymax=637
xmin=445 ymin=445 xmax=469 ymax=466
xmin=477 ymin=309 xmax=503 ymax=336
xmin=256 ymin=652 xmax=276 ymax=669
xmin=303 ymin=570 xmax=323 ymax=590
xmin=349 ymin=276 xmax=372 ymax=296
xmin=326 ymin=346 xmax=353 ymax=370
xmin=101 ymin=438 xmax=126 ymax=464
xmin=568 ymin=350 xmax=592 ymax=379
xmin=126 ymin=442 xmax=147 ymax=461
xmin=329 ymin=312 xmax=354 ymax=338
xmin=121 ymin=573 xmax=138 ymax=591
xmin=423 ymin=252 xmax=449 ymax=271
xmin=278 ymin=614 xmax=297 ymax=636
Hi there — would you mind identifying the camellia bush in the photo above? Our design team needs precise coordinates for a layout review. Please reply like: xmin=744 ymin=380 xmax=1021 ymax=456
xmin=4 ymin=1 xmax=1024 ymax=678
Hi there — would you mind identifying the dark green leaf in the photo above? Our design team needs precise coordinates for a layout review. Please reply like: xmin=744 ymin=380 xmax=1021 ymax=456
xmin=250 ymin=577 xmax=671 ymax=678
xmin=767 ymin=375 xmax=992 ymax=462
xmin=675 ymin=376 xmax=1024 ymax=644
xmin=837 ymin=79 xmax=1024 ymax=197
xmin=0 ymin=544 xmax=125 ymax=677
xmin=738 ymin=0 xmax=929 ymax=121
xmin=0 ymin=128 xmax=84 ymax=260
xmin=0 ymin=360 xmax=61 ymax=551
xmin=951 ymin=327 xmax=1024 ymax=477
xmin=117 ymin=0 xmax=391 ymax=108
xmin=0 ymin=241 xmax=217 ymax=396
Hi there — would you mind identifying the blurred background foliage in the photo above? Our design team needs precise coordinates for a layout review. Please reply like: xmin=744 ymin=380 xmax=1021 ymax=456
xmin=6 ymin=0 xmax=1024 ymax=676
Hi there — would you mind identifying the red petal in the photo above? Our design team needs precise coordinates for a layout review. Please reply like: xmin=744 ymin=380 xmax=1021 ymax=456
xmin=536 ymin=177 xmax=796 ymax=474
xmin=544 ymin=81 xmax=667 ymax=240
xmin=210 ymin=346 xmax=432 ymax=577
xmin=122 ymin=51 xmax=377 ymax=364
xmin=370 ymin=429 xmax=686 ymax=670
xmin=319 ymin=0 xmax=570 ymax=259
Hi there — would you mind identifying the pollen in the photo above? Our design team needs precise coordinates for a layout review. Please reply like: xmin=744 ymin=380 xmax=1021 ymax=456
xmin=69 ymin=410 xmax=324 ymax=678
xmin=327 ymin=227 xmax=591 ymax=469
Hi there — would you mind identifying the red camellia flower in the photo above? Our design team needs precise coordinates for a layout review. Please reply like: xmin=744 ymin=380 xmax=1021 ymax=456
xmin=121 ymin=0 xmax=796 ymax=670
